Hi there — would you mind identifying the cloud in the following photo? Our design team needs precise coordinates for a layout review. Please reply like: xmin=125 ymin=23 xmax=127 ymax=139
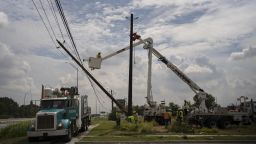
xmin=184 ymin=64 xmax=213 ymax=74
xmin=0 ymin=12 xmax=8 ymax=27
xmin=0 ymin=42 xmax=34 ymax=104
xmin=229 ymin=46 xmax=256 ymax=60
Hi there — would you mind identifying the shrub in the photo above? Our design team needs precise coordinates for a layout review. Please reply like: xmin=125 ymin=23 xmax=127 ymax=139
xmin=170 ymin=122 xmax=194 ymax=134
xmin=199 ymin=127 xmax=218 ymax=134
xmin=140 ymin=122 xmax=154 ymax=133
xmin=120 ymin=121 xmax=138 ymax=131
xmin=0 ymin=121 xmax=31 ymax=139
xmin=120 ymin=120 xmax=154 ymax=133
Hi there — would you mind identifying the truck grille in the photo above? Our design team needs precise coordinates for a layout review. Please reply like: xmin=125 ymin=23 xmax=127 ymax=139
xmin=37 ymin=115 xmax=54 ymax=129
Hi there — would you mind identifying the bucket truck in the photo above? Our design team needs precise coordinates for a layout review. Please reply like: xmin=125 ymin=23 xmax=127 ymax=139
xmin=87 ymin=33 xmax=251 ymax=128
xmin=136 ymin=34 xmax=252 ymax=128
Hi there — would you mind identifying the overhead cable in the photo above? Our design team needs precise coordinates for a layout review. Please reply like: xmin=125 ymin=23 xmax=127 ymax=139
xmin=47 ymin=0 xmax=65 ymax=41
xmin=31 ymin=0 xmax=56 ymax=46
xmin=55 ymin=0 xmax=83 ymax=64
xmin=39 ymin=0 xmax=57 ymax=40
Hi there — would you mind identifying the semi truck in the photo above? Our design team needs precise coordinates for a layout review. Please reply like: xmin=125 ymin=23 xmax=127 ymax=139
xmin=27 ymin=85 xmax=91 ymax=142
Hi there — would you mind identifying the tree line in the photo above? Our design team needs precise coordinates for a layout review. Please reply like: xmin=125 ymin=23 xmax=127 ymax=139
xmin=0 ymin=97 xmax=39 ymax=118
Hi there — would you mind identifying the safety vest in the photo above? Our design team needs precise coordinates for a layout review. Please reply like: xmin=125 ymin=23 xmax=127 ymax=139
xmin=163 ymin=112 xmax=169 ymax=120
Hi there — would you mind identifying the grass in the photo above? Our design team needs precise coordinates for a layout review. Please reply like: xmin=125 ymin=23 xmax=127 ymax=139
xmin=0 ymin=121 xmax=31 ymax=140
xmin=82 ymin=135 xmax=256 ymax=142
xmin=81 ymin=118 xmax=256 ymax=142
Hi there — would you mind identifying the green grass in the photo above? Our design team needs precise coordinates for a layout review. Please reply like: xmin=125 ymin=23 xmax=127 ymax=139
xmin=82 ymin=135 xmax=256 ymax=142
xmin=0 ymin=121 xmax=31 ymax=139
xmin=89 ymin=118 xmax=116 ymax=136
xmin=81 ymin=118 xmax=256 ymax=142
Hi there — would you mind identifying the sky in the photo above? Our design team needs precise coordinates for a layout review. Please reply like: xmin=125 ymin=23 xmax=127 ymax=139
xmin=0 ymin=0 xmax=256 ymax=114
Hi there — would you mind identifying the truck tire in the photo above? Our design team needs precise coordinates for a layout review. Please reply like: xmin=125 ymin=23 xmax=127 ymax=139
xmin=80 ymin=118 xmax=86 ymax=132
xmin=64 ymin=127 xmax=72 ymax=142
xmin=28 ymin=137 xmax=38 ymax=142
xmin=207 ymin=120 xmax=217 ymax=128
xmin=218 ymin=120 xmax=231 ymax=129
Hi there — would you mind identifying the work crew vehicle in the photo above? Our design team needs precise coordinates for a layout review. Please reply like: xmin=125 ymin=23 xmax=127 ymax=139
xmin=27 ymin=85 xmax=91 ymax=142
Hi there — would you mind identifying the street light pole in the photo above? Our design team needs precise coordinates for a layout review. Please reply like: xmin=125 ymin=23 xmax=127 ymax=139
xmin=65 ymin=62 xmax=79 ymax=93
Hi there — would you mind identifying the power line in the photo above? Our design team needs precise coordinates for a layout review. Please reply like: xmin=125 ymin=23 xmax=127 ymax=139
xmin=32 ymin=0 xmax=69 ymax=60
xmin=39 ymin=0 xmax=57 ymax=40
xmin=31 ymin=0 xmax=56 ymax=47
xmin=86 ymin=74 xmax=110 ymax=111
xmin=47 ymin=0 xmax=65 ymax=41
xmin=55 ymin=0 xmax=83 ymax=64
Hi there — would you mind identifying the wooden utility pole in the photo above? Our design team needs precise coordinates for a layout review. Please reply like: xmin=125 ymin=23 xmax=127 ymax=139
xmin=128 ymin=13 xmax=133 ymax=116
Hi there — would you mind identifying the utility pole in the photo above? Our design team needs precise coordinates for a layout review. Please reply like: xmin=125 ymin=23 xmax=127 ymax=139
xmin=128 ymin=13 xmax=133 ymax=116
xmin=111 ymin=90 xmax=114 ymax=112
xmin=57 ymin=40 xmax=128 ymax=114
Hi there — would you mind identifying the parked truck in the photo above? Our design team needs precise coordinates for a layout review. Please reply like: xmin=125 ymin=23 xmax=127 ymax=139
xmin=27 ymin=85 xmax=91 ymax=142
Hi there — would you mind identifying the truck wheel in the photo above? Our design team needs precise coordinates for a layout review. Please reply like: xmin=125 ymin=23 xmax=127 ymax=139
xmin=28 ymin=137 xmax=38 ymax=142
xmin=218 ymin=120 xmax=231 ymax=129
xmin=208 ymin=121 xmax=217 ymax=128
xmin=64 ymin=127 xmax=72 ymax=142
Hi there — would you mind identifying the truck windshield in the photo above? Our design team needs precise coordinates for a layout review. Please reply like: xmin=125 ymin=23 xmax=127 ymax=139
xmin=41 ymin=100 xmax=67 ymax=109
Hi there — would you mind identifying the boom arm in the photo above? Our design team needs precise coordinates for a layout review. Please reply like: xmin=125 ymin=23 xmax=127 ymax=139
xmin=140 ymin=37 xmax=208 ymax=112
xmin=88 ymin=38 xmax=152 ymax=70
xmin=140 ymin=38 xmax=203 ymax=94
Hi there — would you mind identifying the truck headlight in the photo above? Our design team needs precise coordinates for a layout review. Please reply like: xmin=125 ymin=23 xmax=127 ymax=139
xmin=29 ymin=121 xmax=35 ymax=131
xmin=57 ymin=122 xmax=63 ymax=129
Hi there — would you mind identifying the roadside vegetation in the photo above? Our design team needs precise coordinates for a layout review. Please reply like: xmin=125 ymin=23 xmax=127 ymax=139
xmin=0 ymin=121 xmax=31 ymax=139
xmin=82 ymin=117 xmax=256 ymax=142
xmin=0 ymin=97 xmax=39 ymax=118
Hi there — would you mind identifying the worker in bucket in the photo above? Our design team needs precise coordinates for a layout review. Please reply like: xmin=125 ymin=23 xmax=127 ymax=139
xmin=96 ymin=52 xmax=101 ymax=58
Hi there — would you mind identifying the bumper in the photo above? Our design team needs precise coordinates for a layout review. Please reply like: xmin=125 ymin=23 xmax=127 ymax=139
xmin=27 ymin=129 xmax=68 ymax=137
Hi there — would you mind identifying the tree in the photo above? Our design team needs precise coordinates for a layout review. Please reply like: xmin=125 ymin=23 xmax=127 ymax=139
xmin=0 ymin=97 xmax=19 ymax=117
xmin=193 ymin=93 xmax=216 ymax=110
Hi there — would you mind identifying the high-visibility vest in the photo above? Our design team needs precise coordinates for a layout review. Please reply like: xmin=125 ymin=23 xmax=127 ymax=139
xmin=163 ymin=112 xmax=169 ymax=120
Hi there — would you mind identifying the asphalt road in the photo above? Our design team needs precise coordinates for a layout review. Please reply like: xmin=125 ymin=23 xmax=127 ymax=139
xmin=77 ymin=141 xmax=256 ymax=144
xmin=21 ymin=124 xmax=98 ymax=144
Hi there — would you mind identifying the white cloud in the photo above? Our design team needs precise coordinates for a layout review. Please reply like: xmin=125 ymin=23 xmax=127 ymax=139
xmin=0 ymin=12 xmax=8 ymax=27
xmin=229 ymin=46 xmax=256 ymax=60
xmin=184 ymin=64 xmax=213 ymax=74
xmin=0 ymin=42 xmax=35 ymax=104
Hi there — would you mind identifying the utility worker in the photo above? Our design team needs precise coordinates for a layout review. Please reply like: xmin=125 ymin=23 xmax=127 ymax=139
xmin=116 ymin=111 xmax=121 ymax=127
xmin=134 ymin=112 xmax=139 ymax=125
xmin=163 ymin=111 xmax=171 ymax=128
xmin=128 ymin=115 xmax=135 ymax=123
xmin=96 ymin=52 xmax=101 ymax=58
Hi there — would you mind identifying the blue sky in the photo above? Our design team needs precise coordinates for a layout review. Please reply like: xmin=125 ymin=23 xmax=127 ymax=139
xmin=0 ymin=0 xmax=256 ymax=113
